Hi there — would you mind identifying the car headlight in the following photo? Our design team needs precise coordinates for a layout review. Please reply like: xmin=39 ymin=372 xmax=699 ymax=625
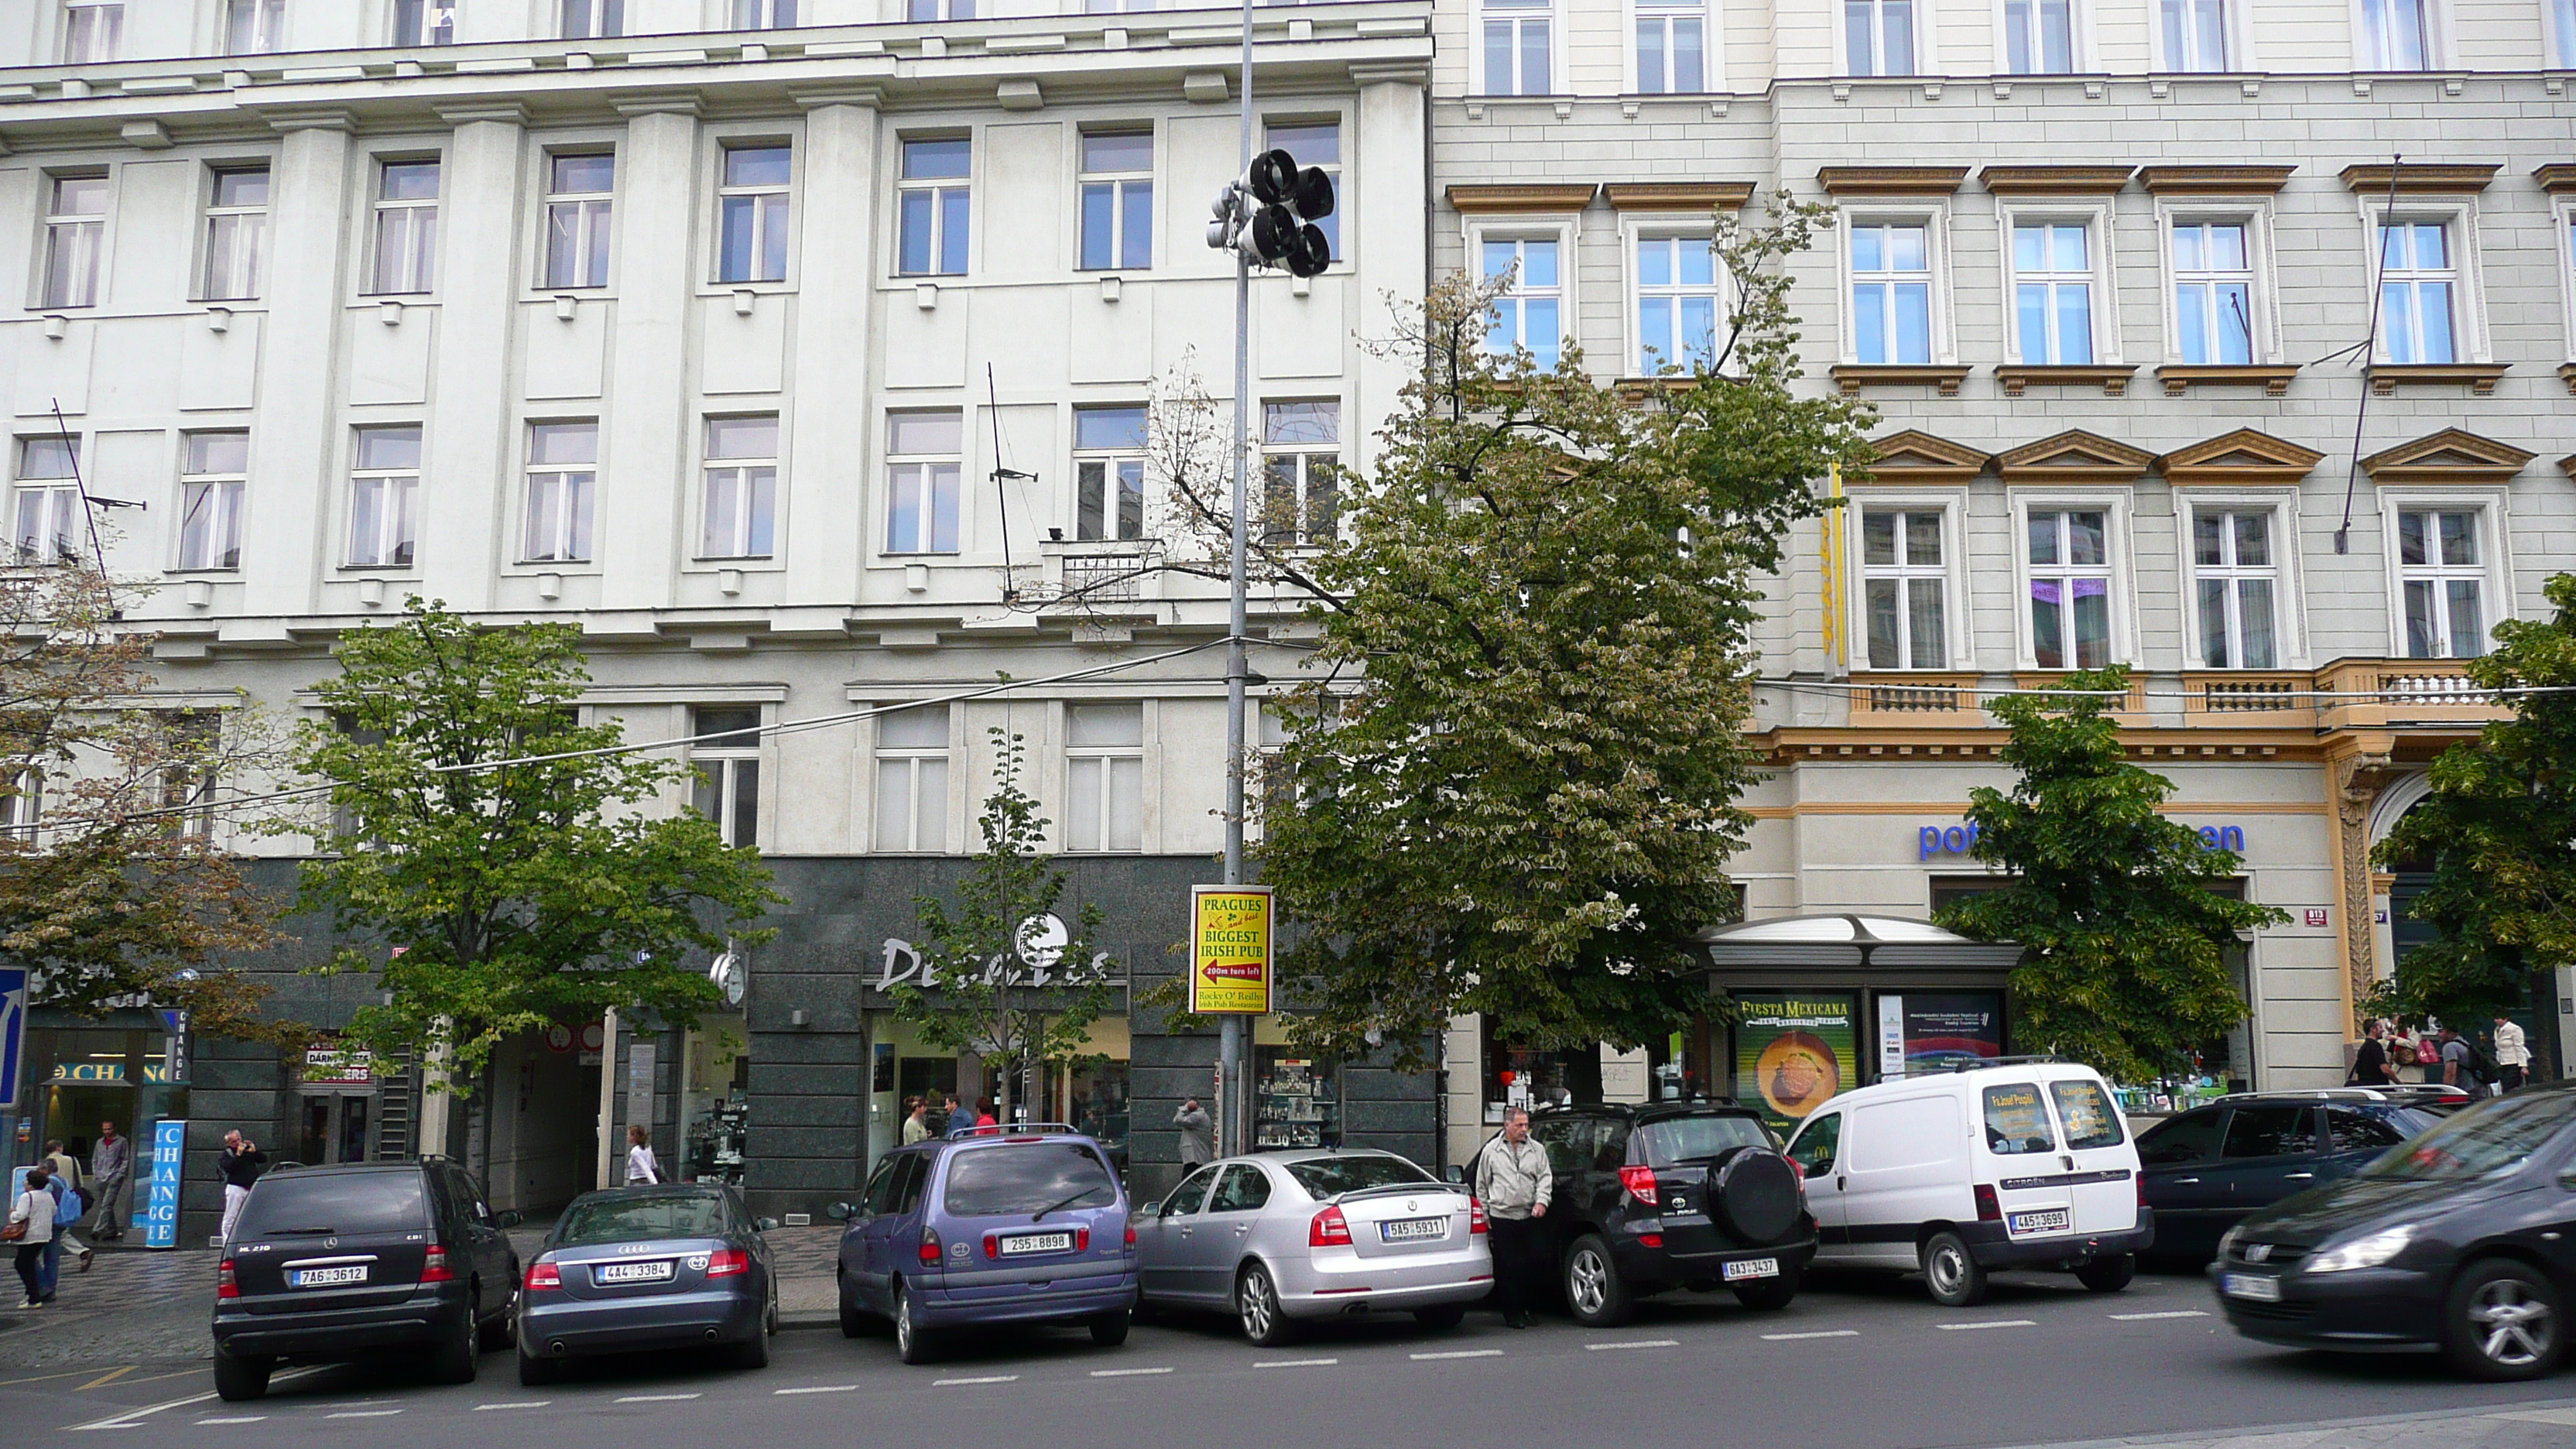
xmin=2305 ymin=1225 xmax=2413 ymax=1274
xmin=2217 ymin=1223 xmax=2245 ymax=1259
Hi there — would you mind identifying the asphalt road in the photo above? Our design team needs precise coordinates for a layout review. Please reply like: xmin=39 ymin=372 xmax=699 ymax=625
xmin=18 ymin=1266 xmax=2576 ymax=1448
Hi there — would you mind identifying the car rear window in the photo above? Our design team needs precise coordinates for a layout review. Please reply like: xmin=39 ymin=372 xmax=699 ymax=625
xmin=2049 ymin=1081 xmax=2124 ymax=1149
xmin=942 ymin=1142 xmax=1118 ymax=1218
xmin=1982 ymin=1084 xmax=2057 ymax=1156
xmin=1636 ymin=1115 xmax=1775 ymax=1167
xmin=2360 ymin=1090 xmax=2576 ymax=1182
xmin=234 ymin=1173 xmax=427 ymax=1239
xmin=557 ymin=1194 xmax=728 ymax=1245
xmin=2138 ymin=1108 xmax=2222 ymax=1165
xmin=1284 ymin=1155 xmax=1432 ymax=1199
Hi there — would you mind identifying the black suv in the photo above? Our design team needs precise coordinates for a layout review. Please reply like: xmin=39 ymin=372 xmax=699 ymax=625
xmin=212 ymin=1158 xmax=523 ymax=1401
xmin=2139 ymin=1091 xmax=2448 ymax=1259
xmin=1464 ymin=1104 xmax=1817 ymax=1326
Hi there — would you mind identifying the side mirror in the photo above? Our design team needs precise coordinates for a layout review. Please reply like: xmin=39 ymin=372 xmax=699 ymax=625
xmin=2557 ymin=1167 xmax=2576 ymax=1193
xmin=1442 ymin=1165 xmax=1465 ymax=1185
xmin=1137 ymin=1201 xmax=1160 ymax=1218
xmin=495 ymin=1209 xmax=523 ymax=1228
xmin=756 ymin=1216 xmax=780 ymax=1231
xmin=825 ymin=1201 xmax=856 ymax=1222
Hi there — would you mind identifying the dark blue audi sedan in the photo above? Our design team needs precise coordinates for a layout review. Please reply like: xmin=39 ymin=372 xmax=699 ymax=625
xmin=515 ymin=1185 xmax=778 ymax=1385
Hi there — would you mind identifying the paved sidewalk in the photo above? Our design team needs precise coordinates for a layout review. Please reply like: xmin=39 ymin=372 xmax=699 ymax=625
xmin=2002 ymin=1399 xmax=2576 ymax=1449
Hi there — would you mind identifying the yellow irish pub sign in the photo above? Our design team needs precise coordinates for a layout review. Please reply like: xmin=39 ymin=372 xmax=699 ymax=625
xmin=1189 ymin=885 xmax=1274 ymax=1014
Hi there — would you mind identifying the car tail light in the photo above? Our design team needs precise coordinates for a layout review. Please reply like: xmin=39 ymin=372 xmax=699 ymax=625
xmin=1309 ymin=1205 xmax=1352 ymax=1248
xmin=1469 ymin=1200 xmax=1490 ymax=1235
xmin=1075 ymin=1228 xmax=1091 ymax=1252
xmin=217 ymin=1259 xmax=238 ymax=1300
xmin=2137 ymin=1173 xmax=2147 ymax=1209
xmin=983 ymin=1232 xmax=999 ymax=1260
xmin=1618 ymin=1165 xmax=1659 ymax=1207
xmin=1974 ymin=1184 xmax=2002 ymax=1223
xmin=706 ymin=1249 xmax=749 ymax=1278
xmin=524 ymin=1259 xmax=561 ymax=1292
xmin=421 ymin=1245 xmax=456 ymax=1283
xmin=918 ymin=1229 xmax=944 ymax=1266
xmin=1639 ymin=1234 xmax=1664 ymax=1249
xmin=1124 ymin=1224 xmax=1136 ymax=1247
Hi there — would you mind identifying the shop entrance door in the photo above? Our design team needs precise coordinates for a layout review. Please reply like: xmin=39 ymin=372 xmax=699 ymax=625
xmin=297 ymin=1091 xmax=372 ymax=1166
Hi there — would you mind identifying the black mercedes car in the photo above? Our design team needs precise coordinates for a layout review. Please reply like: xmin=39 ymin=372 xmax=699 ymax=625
xmin=2139 ymin=1091 xmax=2450 ymax=1259
xmin=2211 ymin=1082 xmax=2576 ymax=1380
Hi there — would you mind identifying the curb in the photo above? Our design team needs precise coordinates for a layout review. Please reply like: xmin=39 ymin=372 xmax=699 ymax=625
xmin=1988 ymin=1395 xmax=2576 ymax=1449
xmin=780 ymin=1310 xmax=840 ymax=1332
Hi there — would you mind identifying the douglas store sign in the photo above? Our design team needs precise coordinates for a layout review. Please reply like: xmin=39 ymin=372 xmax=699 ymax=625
xmin=1917 ymin=820 xmax=2247 ymax=861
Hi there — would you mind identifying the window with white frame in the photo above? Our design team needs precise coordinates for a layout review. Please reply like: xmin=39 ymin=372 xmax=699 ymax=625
xmin=2160 ymin=0 xmax=2228 ymax=69
xmin=2397 ymin=508 xmax=2487 ymax=658
xmin=42 ymin=174 xmax=107 ymax=310
xmin=543 ymin=153 xmax=614 ymax=289
xmin=2192 ymin=508 xmax=2279 ymax=669
xmin=1078 ymin=131 xmax=1153 ymax=272
xmin=348 ymin=426 xmax=420 ymax=569
xmin=2170 ymin=219 xmax=2254 ymax=365
xmin=874 ymin=704 xmax=950 ymax=853
xmin=716 ymin=145 xmax=789 ymax=285
xmin=1262 ymin=401 xmax=1338 ymax=546
xmin=1064 ymin=703 xmax=1143 ymax=854
xmin=1265 ymin=121 xmax=1340 ymax=260
xmin=1843 ymin=0 xmax=1915 ymax=75
xmin=700 ymin=416 xmax=776 ymax=560
xmin=369 ymin=159 xmax=439 ymax=296
xmin=1482 ymin=0 xmax=1553 ymax=94
xmin=1482 ymin=235 xmax=1564 ymax=369
xmin=158 ymin=712 xmax=220 ymax=839
xmin=886 ymin=409 xmax=961 ymax=555
xmin=2557 ymin=0 xmax=2576 ymax=66
xmin=178 ymin=431 xmax=248 ymax=573
xmin=2002 ymin=0 xmax=2074 ymax=73
xmin=523 ymin=421 xmax=596 ymax=565
xmin=690 ymin=707 xmax=761 ymax=849
xmin=1635 ymin=233 xmax=1718 ymax=374
xmin=2376 ymin=220 xmax=2458 ymax=365
xmin=61 ymin=2 xmax=122 ymax=62
xmin=560 ymin=0 xmax=621 ymax=37
xmin=1074 ymin=406 xmax=1147 ymax=543
xmin=909 ymin=0 xmax=974 ymax=19
xmin=201 ymin=166 xmax=268 ymax=302
xmin=1848 ymin=221 xmax=1932 ymax=365
xmin=1862 ymin=509 xmax=1948 ymax=670
xmin=2026 ymin=508 xmax=2115 ymax=670
xmin=2358 ymin=0 xmax=2428 ymax=68
xmin=13 ymin=437 xmax=82 ymax=565
xmin=0 ymin=769 xmax=43 ymax=843
xmin=899 ymin=138 xmax=971 ymax=277
xmin=391 ymin=0 xmax=456 ymax=46
xmin=1635 ymin=0 xmax=1708 ymax=92
xmin=224 ymin=0 xmax=285 ymax=54
xmin=731 ymin=0 xmax=796 ymax=28
xmin=2012 ymin=221 xmax=2096 ymax=365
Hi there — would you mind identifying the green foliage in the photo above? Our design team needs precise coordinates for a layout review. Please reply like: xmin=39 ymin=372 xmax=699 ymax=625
xmin=2370 ymin=573 xmax=2576 ymax=1026
xmin=291 ymin=600 xmax=781 ymax=1087
xmin=1256 ymin=201 xmax=1879 ymax=1065
xmin=889 ymin=730 xmax=1117 ymax=1122
xmin=1936 ymin=667 xmax=2288 ymax=1083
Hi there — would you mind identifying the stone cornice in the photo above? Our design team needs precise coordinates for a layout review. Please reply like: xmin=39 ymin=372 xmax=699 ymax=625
xmin=1445 ymin=183 xmax=1598 ymax=214
xmin=1602 ymin=182 xmax=1756 ymax=212
xmin=2339 ymin=162 xmax=2501 ymax=194
xmin=2136 ymin=164 xmax=2296 ymax=194
xmin=1980 ymin=164 xmax=2135 ymax=195
xmin=1816 ymin=165 xmax=1970 ymax=197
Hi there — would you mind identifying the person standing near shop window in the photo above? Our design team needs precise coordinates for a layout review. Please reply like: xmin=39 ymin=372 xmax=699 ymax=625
xmin=2492 ymin=1013 xmax=2530 ymax=1093
xmin=900 ymin=1097 xmax=932 ymax=1146
xmin=1474 ymin=1106 xmax=1553 ymax=1330
xmin=2348 ymin=1020 xmax=2395 ymax=1088
xmin=218 ymin=1131 xmax=265 ymax=1244
xmin=88 ymin=1122 xmax=129 ymax=1242
xmin=1174 ymin=1098 xmax=1213 ymax=1167
xmin=624 ymin=1124 xmax=663 ymax=1184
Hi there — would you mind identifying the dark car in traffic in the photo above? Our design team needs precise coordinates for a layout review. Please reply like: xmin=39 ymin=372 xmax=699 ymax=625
xmin=516 ymin=1185 xmax=779 ymax=1384
xmin=1460 ymin=1103 xmax=1817 ymax=1326
xmin=2212 ymin=1082 xmax=2576 ymax=1380
xmin=2139 ymin=1091 xmax=2448 ymax=1259
xmin=211 ymin=1158 xmax=522 ymax=1401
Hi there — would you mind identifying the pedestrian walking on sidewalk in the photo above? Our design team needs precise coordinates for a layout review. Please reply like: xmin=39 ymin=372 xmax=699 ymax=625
xmin=1473 ymin=1106 xmax=1554 ymax=1330
xmin=41 ymin=1138 xmax=80 ymax=1196
xmin=900 ymin=1097 xmax=932 ymax=1146
xmin=218 ymin=1131 xmax=265 ymax=1244
xmin=624 ymin=1124 xmax=663 ymax=1185
xmin=88 ymin=1122 xmax=130 ymax=1242
xmin=1174 ymin=1098 xmax=1214 ymax=1166
xmin=2348 ymin=1020 xmax=2395 ymax=1088
xmin=2493 ymin=1013 xmax=2530 ymax=1093
xmin=9 ymin=1165 xmax=56 ymax=1309
xmin=973 ymin=1098 xmax=999 ymax=1134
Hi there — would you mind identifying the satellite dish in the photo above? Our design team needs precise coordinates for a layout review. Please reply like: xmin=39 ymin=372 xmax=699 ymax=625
xmin=709 ymin=950 xmax=746 ymax=1007
xmin=1016 ymin=914 xmax=1068 ymax=969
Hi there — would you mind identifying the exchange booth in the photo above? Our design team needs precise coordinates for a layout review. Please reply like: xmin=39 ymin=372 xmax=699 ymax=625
xmin=1699 ymin=915 xmax=2022 ymax=1139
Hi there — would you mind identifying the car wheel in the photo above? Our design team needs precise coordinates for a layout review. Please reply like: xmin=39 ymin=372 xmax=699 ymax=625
xmin=1564 ymin=1235 xmax=1633 ymax=1327
xmin=432 ymin=1300 xmax=481 ymax=1385
xmin=733 ymin=1324 xmax=772 ymax=1369
xmin=2074 ymin=1254 xmax=2136 ymax=1293
xmin=1237 ymin=1262 xmax=1297 ymax=1347
xmin=1920 ymin=1231 xmax=1989 ymax=1308
xmin=478 ymin=1290 xmax=518 ymax=1351
xmin=1412 ymin=1303 xmax=1467 ymax=1331
xmin=1089 ymin=1309 xmax=1131 ymax=1347
xmin=893 ymin=1281 xmax=935 ymax=1365
xmin=1732 ymin=1264 xmax=1800 ymax=1312
xmin=516 ymin=1348 xmax=563 ymax=1387
xmin=212 ymin=1351 xmax=272 ymax=1403
xmin=2444 ymin=1258 xmax=2564 ymax=1382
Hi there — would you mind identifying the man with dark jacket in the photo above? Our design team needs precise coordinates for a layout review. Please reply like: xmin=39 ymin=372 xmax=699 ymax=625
xmin=218 ymin=1131 xmax=266 ymax=1244
xmin=88 ymin=1122 xmax=130 ymax=1241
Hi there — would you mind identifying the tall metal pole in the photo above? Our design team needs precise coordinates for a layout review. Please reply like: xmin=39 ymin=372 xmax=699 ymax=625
xmin=1218 ymin=0 xmax=1254 ymax=1160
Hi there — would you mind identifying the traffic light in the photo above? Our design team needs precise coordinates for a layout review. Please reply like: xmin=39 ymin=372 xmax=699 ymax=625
xmin=1205 ymin=147 xmax=1334 ymax=278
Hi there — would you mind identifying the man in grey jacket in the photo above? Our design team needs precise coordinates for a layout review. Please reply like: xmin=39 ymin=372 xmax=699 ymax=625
xmin=1474 ymin=1107 xmax=1553 ymax=1329
xmin=1175 ymin=1098 xmax=1214 ymax=1166
xmin=87 ymin=1122 xmax=130 ymax=1242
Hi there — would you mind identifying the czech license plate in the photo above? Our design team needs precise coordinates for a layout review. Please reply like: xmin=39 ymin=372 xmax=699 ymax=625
xmin=1002 ymin=1231 xmax=1074 ymax=1256
xmin=2223 ymin=1273 xmax=2283 ymax=1303
xmin=596 ymin=1259 xmax=676 ymax=1284
xmin=289 ymin=1265 xmax=367 ymax=1288
xmin=1381 ymin=1218 xmax=1447 ymax=1243
xmin=2006 ymin=1208 xmax=2072 ymax=1236
xmin=1722 ymin=1257 xmax=1780 ymax=1283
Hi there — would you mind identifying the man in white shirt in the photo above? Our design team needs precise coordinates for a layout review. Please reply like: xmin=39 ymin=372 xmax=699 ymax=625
xmin=2492 ymin=1013 xmax=2530 ymax=1094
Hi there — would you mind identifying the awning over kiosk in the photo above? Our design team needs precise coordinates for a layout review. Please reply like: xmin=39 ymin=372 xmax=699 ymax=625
xmin=1697 ymin=913 xmax=2022 ymax=988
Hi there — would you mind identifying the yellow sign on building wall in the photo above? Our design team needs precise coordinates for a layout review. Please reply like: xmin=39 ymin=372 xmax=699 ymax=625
xmin=1190 ymin=885 xmax=1274 ymax=1014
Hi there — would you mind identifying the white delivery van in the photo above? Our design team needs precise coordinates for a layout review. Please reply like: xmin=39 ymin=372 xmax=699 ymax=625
xmin=1781 ymin=1060 xmax=2152 ymax=1306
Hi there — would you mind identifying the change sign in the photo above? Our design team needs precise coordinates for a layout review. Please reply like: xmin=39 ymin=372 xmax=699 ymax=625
xmin=1190 ymin=885 xmax=1273 ymax=1015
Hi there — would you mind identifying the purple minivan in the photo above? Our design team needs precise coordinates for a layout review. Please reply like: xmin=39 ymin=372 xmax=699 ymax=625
xmin=831 ymin=1125 xmax=1136 ymax=1364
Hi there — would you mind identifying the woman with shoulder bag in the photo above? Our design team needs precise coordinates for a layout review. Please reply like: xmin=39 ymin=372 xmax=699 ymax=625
xmin=9 ymin=1165 xmax=57 ymax=1309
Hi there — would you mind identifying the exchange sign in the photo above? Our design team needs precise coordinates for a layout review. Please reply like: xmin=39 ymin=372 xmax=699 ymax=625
xmin=1190 ymin=886 xmax=1273 ymax=1015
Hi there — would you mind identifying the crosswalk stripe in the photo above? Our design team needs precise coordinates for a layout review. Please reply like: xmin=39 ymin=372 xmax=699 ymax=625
xmin=933 ymin=1375 xmax=1019 ymax=1386
xmin=1254 ymin=1358 xmax=1338 ymax=1368
xmin=1937 ymin=1319 xmax=2038 ymax=1331
xmin=2110 ymin=1310 xmax=2210 ymax=1321
xmin=773 ymin=1386 xmax=860 ymax=1395
xmin=1410 ymin=1349 xmax=1505 ymax=1361
xmin=1584 ymin=1339 xmax=1680 ymax=1351
xmin=193 ymin=1418 xmax=265 ymax=1426
xmin=615 ymin=1393 xmax=702 ymax=1403
xmin=1089 ymin=1367 xmax=1176 ymax=1377
xmin=1762 ymin=1329 xmax=1859 ymax=1341
xmin=474 ymin=1402 xmax=552 ymax=1410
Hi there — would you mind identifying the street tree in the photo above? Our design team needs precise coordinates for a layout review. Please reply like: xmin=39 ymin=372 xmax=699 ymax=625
xmin=889 ymin=729 xmax=1117 ymax=1125
xmin=293 ymin=600 xmax=782 ymax=1088
xmin=2368 ymin=572 xmax=2576 ymax=1026
xmin=1935 ymin=666 xmax=2288 ymax=1083
xmin=1254 ymin=200 xmax=1881 ymax=1065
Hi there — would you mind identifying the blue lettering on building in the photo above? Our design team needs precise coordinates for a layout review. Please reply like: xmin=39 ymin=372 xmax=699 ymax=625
xmin=1920 ymin=821 xmax=2245 ymax=860
xmin=142 ymin=1118 xmax=186 ymax=1250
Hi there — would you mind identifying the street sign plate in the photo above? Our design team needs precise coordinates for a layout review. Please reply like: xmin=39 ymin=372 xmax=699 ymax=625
xmin=1189 ymin=886 xmax=1273 ymax=1015
xmin=0 ymin=968 xmax=25 ymax=1112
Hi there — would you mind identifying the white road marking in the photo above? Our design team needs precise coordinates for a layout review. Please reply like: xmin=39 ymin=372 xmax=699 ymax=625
xmin=772 ymin=1386 xmax=859 ymax=1396
xmin=71 ymin=1369 xmax=325 ymax=1433
xmin=192 ymin=1418 xmax=266 ymax=1426
xmin=2490 ymin=1408 xmax=2576 ymax=1427
xmin=474 ymin=1402 xmax=553 ymax=1411
xmin=615 ymin=1393 xmax=703 ymax=1403
xmin=326 ymin=1410 xmax=403 ymax=1419
xmin=1255 ymin=1358 xmax=1338 ymax=1368
xmin=1762 ymin=1330 xmax=1859 ymax=1341
xmin=2110 ymin=1310 xmax=2210 ymax=1321
xmin=326 ymin=1401 xmax=397 ymax=1408
xmin=933 ymin=1375 xmax=1020 ymax=1386
xmin=1410 ymin=1349 xmax=1505 ymax=1361
xmin=1937 ymin=1319 xmax=2039 ymax=1332
xmin=1088 ymin=1367 xmax=1175 ymax=1378
xmin=1584 ymin=1339 xmax=1680 ymax=1351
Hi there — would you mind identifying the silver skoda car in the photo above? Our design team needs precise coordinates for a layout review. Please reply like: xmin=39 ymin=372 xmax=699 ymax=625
xmin=1132 ymin=1150 xmax=1491 ymax=1345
